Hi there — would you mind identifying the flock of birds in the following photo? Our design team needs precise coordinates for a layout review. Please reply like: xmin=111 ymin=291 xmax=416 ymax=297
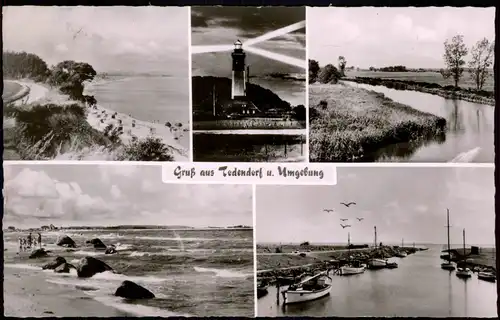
xmin=323 ymin=202 xmax=363 ymax=229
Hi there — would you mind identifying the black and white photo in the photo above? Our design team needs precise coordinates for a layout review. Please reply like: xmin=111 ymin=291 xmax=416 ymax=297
xmin=308 ymin=7 xmax=495 ymax=163
xmin=3 ymin=6 xmax=190 ymax=161
xmin=191 ymin=6 xmax=307 ymax=162
xmin=3 ymin=164 xmax=255 ymax=317
xmin=256 ymin=166 xmax=496 ymax=317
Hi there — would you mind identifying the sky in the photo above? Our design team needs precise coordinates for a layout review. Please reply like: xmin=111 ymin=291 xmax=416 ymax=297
xmin=3 ymin=164 xmax=252 ymax=229
xmin=308 ymin=7 xmax=496 ymax=69
xmin=256 ymin=166 xmax=495 ymax=246
xmin=2 ymin=6 xmax=189 ymax=75
xmin=191 ymin=7 xmax=306 ymax=106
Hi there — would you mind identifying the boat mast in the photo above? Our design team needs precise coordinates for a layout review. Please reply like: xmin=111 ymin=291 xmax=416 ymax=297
xmin=374 ymin=226 xmax=378 ymax=249
xmin=446 ymin=209 xmax=451 ymax=262
xmin=212 ymin=84 xmax=216 ymax=116
xmin=348 ymin=232 xmax=351 ymax=261
xmin=462 ymin=228 xmax=466 ymax=265
xmin=402 ymin=238 xmax=404 ymax=248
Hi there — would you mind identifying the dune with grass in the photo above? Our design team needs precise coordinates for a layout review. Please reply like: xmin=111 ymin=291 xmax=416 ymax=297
xmin=3 ymin=79 xmax=189 ymax=161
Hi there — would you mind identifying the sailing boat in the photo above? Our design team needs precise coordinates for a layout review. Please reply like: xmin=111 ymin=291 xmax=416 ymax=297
xmin=282 ymin=270 xmax=332 ymax=304
xmin=455 ymin=228 xmax=472 ymax=278
xmin=368 ymin=226 xmax=387 ymax=269
xmin=395 ymin=238 xmax=407 ymax=258
xmin=340 ymin=232 xmax=365 ymax=275
xmin=441 ymin=209 xmax=456 ymax=271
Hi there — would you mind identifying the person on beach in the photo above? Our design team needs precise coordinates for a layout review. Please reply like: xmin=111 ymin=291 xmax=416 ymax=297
xmin=27 ymin=233 xmax=32 ymax=249
xmin=38 ymin=233 xmax=42 ymax=248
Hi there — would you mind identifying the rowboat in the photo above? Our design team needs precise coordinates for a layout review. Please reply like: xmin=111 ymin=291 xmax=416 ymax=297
xmin=478 ymin=271 xmax=496 ymax=282
xmin=368 ymin=258 xmax=387 ymax=269
xmin=441 ymin=262 xmax=456 ymax=271
xmin=340 ymin=265 xmax=365 ymax=275
xmin=386 ymin=261 xmax=398 ymax=269
xmin=282 ymin=271 xmax=332 ymax=304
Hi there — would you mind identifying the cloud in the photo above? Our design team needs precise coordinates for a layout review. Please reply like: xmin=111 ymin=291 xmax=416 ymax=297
xmin=110 ymin=185 xmax=122 ymax=199
xmin=141 ymin=180 xmax=156 ymax=193
xmin=191 ymin=6 xmax=305 ymax=36
xmin=415 ymin=205 xmax=428 ymax=213
xmin=4 ymin=168 xmax=121 ymax=223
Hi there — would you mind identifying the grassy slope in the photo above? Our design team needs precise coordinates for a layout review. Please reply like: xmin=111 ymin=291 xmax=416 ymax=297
xmin=346 ymin=70 xmax=495 ymax=92
xmin=2 ymin=81 xmax=23 ymax=98
xmin=309 ymin=83 xmax=446 ymax=162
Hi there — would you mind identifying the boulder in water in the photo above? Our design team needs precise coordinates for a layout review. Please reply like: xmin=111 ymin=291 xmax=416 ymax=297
xmin=86 ymin=238 xmax=107 ymax=249
xmin=114 ymin=280 xmax=155 ymax=299
xmin=54 ymin=263 xmax=75 ymax=273
xmin=56 ymin=235 xmax=76 ymax=248
xmin=42 ymin=256 xmax=66 ymax=270
xmin=105 ymin=247 xmax=117 ymax=254
xmin=29 ymin=248 xmax=49 ymax=259
xmin=76 ymin=256 xmax=113 ymax=278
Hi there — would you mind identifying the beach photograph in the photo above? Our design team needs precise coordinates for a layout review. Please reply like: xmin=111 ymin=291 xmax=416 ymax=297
xmin=3 ymin=164 xmax=255 ymax=317
xmin=191 ymin=6 xmax=307 ymax=162
xmin=3 ymin=6 xmax=190 ymax=161
xmin=308 ymin=7 xmax=495 ymax=163
xmin=255 ymin=166 xmax=496 ymax=317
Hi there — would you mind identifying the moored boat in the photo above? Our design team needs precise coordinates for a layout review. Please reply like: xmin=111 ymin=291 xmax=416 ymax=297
xmin=282 ymin=271 xmax=332 ymax=304
xmin=257 ymin=281 xmax=269 ymax=298
xmin=340 ymin=232 xmax=365 ymax=275
xmin=368 ymin=258 xmax=387 ymax=269
xmin=478 ymin=271 xmax=496 ymax=282
xmin=441 ymin=262 xmax=456 ymax=271
xmin=441 ymin=209 xmax=455 ymax=271
xmin=395 ymin=251 xmax=407 ymax=258
xmin=455 ymin=229 xmax=471 ymax=279
xmin=386 ymin=261 xmax=398 ymax=269
xmin=456 ymin=267 xmax=472 ymax=278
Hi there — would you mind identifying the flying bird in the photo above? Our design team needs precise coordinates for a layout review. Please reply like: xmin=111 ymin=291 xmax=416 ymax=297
xmin=323 ymin=209 xmax=334 ymax=213
xmin=73 ymin=28 xmax=83 ymax=40
xmin=340 ymin=224 xmax=352 ymax=229
xmin=340 ymin=218 xmax=348 ymax=221
xmin=341 ymin=202 xmax=356 ymax=207
xmin=356 ymin=218 xmax=364 ymax=221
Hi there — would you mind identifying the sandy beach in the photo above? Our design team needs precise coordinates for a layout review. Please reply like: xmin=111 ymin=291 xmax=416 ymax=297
xmin=4 ymin=264 xmax=130 ymax=317
xmin=6 ymin=79 xmax=189 ymax=161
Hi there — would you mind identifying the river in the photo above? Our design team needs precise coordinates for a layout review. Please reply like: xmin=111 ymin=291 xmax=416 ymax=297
xmin=257 ymin=245 xmax=497 ymax=317
xmin=344 ymin=82 xmax=495 ymax=163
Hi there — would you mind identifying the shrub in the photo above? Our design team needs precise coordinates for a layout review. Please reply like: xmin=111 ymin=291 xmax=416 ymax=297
xmin=120 ymin=136 xmax=174 ymax=161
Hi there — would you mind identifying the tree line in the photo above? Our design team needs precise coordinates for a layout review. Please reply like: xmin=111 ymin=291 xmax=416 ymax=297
xmin=3 ymin=51 xmax=97 ymax=105
xmin=440 ymin=35 xmax=494 ymax=90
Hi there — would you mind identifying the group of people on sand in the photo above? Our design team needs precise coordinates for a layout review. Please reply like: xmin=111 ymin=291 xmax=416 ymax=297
xmin=18 ymin=232 xmax=42 ymax=252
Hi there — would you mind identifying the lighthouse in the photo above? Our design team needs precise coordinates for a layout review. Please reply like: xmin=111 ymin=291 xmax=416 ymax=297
xmin=231 ymin=40 xmax=247 ymax=99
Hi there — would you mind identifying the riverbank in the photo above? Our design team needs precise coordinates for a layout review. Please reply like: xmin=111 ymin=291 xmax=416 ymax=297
xmin=344 ymin=77 xmax=495 ymax=106
xmin=309 ymin=83 xmax=447 ymax=162
xmin=3 ymin=79 xmax=188 ymax=161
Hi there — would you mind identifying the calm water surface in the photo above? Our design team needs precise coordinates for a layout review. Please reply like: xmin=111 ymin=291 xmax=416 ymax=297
xmin=345 ymin=82 xmax=494 ymax=163
xmin=85 ymin=75 xmax=189 ymax=124
xmin=258 ymin=245 xmax=497 ymax=317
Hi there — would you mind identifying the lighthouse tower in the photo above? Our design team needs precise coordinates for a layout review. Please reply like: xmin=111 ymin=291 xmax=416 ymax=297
xmin=231 ymin=40 xmax=247 ymax=99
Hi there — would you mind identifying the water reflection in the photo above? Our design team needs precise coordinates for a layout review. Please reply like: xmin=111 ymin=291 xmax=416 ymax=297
xmin=343 ymin=82 xmax=494 ymax=162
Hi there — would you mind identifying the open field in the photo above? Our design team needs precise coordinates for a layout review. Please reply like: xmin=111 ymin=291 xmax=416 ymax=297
xmin=193 ymin=118 xmax=306 ymax=130
xmin=309 ymin=83 xmax=446 ymax=162
xmin=346 ymin=70 xmax=495 ymax=92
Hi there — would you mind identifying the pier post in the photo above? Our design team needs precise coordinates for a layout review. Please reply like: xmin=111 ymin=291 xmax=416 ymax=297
xmin=284 ymin=142 xmax=288 ymax=157
xmin=276 ymin=281 xmax=280 ymax=305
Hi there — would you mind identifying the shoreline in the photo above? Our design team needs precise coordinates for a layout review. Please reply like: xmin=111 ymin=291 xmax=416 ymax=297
xmin=344 ymin=77 xmax=495 ymax=106
xmin=4 ymin=264 xmax=131 ymax=317
xmin=4 ymin=79 xmax=189 ymax=161
xmin=309 ymin=83 xmax=446 ymax=162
